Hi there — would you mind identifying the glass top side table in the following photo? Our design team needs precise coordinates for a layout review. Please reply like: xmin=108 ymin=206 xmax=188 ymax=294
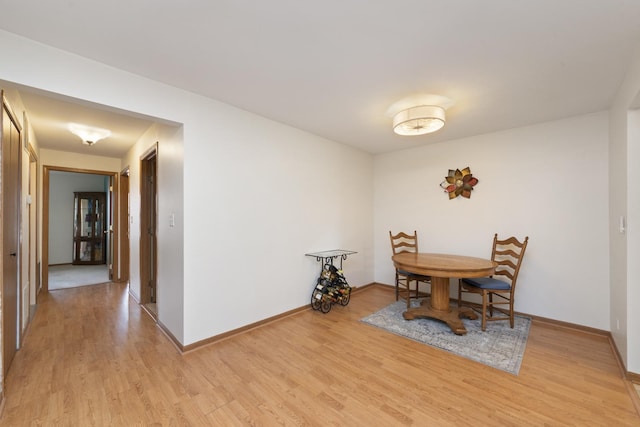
xmin=305 ymin=249 xmax=357 ymax=264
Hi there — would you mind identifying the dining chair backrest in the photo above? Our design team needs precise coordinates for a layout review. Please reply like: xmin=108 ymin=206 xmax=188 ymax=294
xmin=389 ymin=230 xmax=420 ymax=255
xmin=389 ymin=230 xmax=430 ymax=303
xmin=458 ymin=233 xmax=529 ymax=331
xmin=491 ymin=234 xmax=529 ymax=292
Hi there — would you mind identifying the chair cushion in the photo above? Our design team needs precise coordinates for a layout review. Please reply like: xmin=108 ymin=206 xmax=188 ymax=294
xmin=462 ymin=277 xmax=511 ymax=290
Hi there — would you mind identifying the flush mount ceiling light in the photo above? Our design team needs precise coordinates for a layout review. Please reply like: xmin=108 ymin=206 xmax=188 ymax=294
xmin=388 ymin=94 xmax=454 ymax=137
xmin=68 ymin=123 xmax=111 ymax=146
xmin=393 ymin=105 xmax=446 ymax=136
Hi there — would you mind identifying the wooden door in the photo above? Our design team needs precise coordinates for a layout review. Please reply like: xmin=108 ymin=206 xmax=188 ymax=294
xmin=2 ymin=95 xmax=21 ymax=379
xmin=73 ymin=192 xmax=107 ymax=265
xmin=140 ymin=150 xmax=157 ymax=308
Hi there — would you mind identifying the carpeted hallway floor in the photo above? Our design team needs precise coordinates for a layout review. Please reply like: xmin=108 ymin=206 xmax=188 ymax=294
xmin=48 ymin=264 xmax=110 ymax=290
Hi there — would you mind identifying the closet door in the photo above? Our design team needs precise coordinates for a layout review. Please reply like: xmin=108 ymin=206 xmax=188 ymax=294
xmin=2 ymin=94 xmax=21 ymax=377
xmin=73 ymin=192 xmax=106 ymax=264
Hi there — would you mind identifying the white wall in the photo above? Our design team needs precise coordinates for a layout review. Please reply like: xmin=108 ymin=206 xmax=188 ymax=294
xmin=156 ymin=125 xmax=184 ymax=341
xmin=609 ymin=41 xmax=640 ymax=373
xmin=122 ymin=123 xmax=184 ymax=342
xmin=41 ymin=149 xmax=121 ymax=173
xmin=627 ymin=109 xmax=640 ymax=373
xmin=48 ymin=171 xmax=108 ymax=264
xmin=374 ymin=112 xmax=610 ymax=329
xmin=181 ymin=99 xmax=373 ymax=344
xmin=0 ymin=30 xmax=374 ymax=346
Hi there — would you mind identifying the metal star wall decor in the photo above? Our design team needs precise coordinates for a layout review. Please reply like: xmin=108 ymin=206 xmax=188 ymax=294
xmin=440 ymin=167 xmax=479 ymax=199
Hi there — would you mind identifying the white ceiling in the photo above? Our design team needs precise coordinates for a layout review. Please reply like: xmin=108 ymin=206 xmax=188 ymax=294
xmin=2 ymin=1 xmax=640 ymax=155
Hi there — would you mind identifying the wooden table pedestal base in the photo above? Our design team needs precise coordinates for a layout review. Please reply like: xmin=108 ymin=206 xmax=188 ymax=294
xmin=402 ymin=276 xmax=477 ymax=335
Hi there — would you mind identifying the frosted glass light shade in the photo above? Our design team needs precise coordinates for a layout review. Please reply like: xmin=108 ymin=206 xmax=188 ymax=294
xmin=69 ymin=123 xmax=111 ymax=146
xmin=393 ymin=105 xmax=445 ymax=136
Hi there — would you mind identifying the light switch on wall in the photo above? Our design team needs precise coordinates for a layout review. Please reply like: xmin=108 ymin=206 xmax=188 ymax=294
xmin=619 ymin=215 xmax=626 ymax=234
xmin=170 ymin=213 xmax=175 ymax=227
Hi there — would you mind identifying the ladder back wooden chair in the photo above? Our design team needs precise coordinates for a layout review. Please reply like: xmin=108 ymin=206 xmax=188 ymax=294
xmin=457 ymin=234 xmax=529 ymax=331
xmin=389 ymin=230 xmax=431 ymax=308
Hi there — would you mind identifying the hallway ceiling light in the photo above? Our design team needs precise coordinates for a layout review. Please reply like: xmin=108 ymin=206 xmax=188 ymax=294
xmin=68 ymin=123 xmax=111 ymax=146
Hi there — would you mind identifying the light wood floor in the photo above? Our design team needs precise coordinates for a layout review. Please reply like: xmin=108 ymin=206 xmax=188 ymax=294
xmin=1 ymin=283 xmax=639 ymax=426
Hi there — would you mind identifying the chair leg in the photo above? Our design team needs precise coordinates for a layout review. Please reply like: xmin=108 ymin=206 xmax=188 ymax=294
xmin=395 ymin=273 xmax=400 ymax=301
xmin=481 ymin=290 xmax=488 ymax=331
xmin=488 ymin=292 xmax=494 ymax=317
xmin=509 ymin=300 xmax=514 ymax=328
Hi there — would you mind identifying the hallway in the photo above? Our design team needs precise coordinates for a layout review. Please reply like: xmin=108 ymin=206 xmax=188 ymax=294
xmin=0 ymin=283 xmax=179 ymax=425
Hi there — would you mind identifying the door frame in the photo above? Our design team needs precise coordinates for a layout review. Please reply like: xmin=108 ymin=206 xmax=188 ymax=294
xmin=42 ymin=166 xmax=120 ymax=292
xmin=139 ymin=145 xmax=157 ymax=315
xmin=117 ymin=167 xmax=130 ymax=284
xmin=26 ymin=144 xmax=39 ymax=308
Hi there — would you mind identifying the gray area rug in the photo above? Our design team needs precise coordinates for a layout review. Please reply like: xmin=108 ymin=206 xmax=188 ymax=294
xmin=361 ymin=300 xmax=531 ymax=375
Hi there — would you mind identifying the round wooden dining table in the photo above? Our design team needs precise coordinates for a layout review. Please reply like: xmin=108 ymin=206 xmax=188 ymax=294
xmin=392 ymin=252 xmax=497 ymax=335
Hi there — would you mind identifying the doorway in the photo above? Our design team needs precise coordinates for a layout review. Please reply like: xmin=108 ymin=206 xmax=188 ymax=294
xmin=42 ymin=167 xmax=119 ymax=292
xmin=118 ymin=168 xmax=130 ymax=284
xmin=2 ymin=94 xmax=22 ymax=379
xmin=26 ymin=141 xmax=39 ymax=315
xmin=140 ymin=147 xmax=157 ymax=317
